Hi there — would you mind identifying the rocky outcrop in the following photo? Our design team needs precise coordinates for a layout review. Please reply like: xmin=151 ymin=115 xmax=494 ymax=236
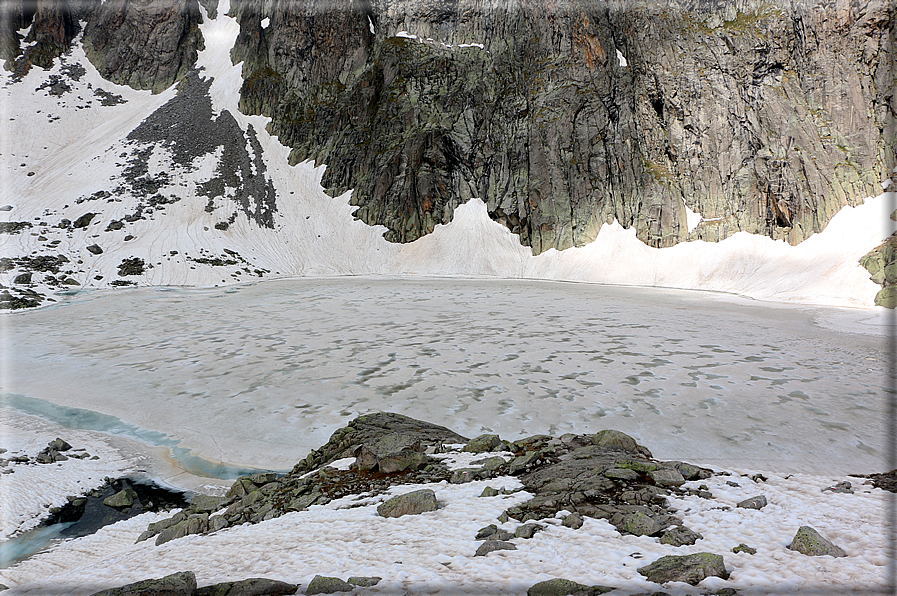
xmin=860 ymin=224 xmax=897 ymax=308
xmin=233 ymin=0 xmax=894 ymax=253
xmin=82 ymin=0 xmax=204 ymax=93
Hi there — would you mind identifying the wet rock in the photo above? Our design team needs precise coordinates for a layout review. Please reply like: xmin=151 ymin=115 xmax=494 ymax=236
xmin=475 ymin=540 xmax=517 ymax=556
xmin=787 ymin=525 xmax=847 ymax=557
xmin=103 ymin=488 xmax=137 ymax=509
xmin=527 ymin=578 xmax=613 ymax=596
xmin=304 ymin=575 xmax=354 ymax=594
xmin=736 ymin=495 xmax=767 ymax=510
xmin=377 ymin=488 xmax=438 ymax=518
xmin=637 ymin=552 xmax=729 ymax=585
xmin=196 ymin=578 xmax=299 ymax=595
xmin=89 ymin=570 xmax=196 ymax=596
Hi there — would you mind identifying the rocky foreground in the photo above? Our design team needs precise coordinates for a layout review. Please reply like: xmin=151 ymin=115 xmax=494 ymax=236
xmin=38 ymin=412 xmax=884 ymax=596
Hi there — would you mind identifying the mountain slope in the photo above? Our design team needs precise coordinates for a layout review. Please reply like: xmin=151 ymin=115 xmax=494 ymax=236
xmin=0 ymin=0 xmax=892 ymax=310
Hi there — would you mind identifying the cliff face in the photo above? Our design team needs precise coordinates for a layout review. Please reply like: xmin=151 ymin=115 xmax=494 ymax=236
xmin=232 ymin=0 xmax=895 ymax=252
xmin=2 ymin=0 xmax=205 ymax=92
xmin=2 ymin=0 xmax=894 ymax=254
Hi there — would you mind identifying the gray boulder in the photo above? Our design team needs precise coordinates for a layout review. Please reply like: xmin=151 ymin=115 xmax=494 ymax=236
xmin=562 ymin=513 xmax=583 ymax=529
xmin=649 ymin=468 xmax=685 ymax=487
xmin=591 ymin=430 xmax=651 ymax=457
xmin=637 ymin=553 xmax=729 ymax=585
xmin=304 ymin=576 xmax=353 ymax=595
xmin=48 ymin=438 xmax=72 ymax=451
xmin=514 ymin=523 xmax=544 ymax=539
xmin=347 ymin=577 xmax=381 ymax=587
xmin=191 ymin=494 xmax=228 ymax=513
xmin=658 ymin=525 xmax=703 ymax=546
xmin=155 ymin=514 xmax=209 ymax=546
xmin=787 ymin=525 xmax=847 ymax=557
xmin=89 ymin=571 xmax=196 ymax=596
xmin=104 ymin=488 xmax=138 ymax=509
xmin=475 ymin=540 xmax=517 ymax=556
xmin=377 ymin=489 xmax=438 ymax=518
xmin=464 ymin=434 xmax=502 ymax=453
xmin=618 ymin=511 xmax=662 ymax=536
xmin=196 ymin=578 xmax=299 ymax=595
xmin=736 ymin=495 xmax=767 ymax=510
xmin=527 ymin=579 xmax=612 ymax=596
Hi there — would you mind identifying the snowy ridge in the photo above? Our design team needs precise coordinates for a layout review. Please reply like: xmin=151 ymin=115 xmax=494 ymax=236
xmin=0 ymin=0 xmax=887 ymax=310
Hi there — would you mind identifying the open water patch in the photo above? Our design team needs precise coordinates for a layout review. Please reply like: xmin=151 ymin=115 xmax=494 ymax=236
xmin=0 ymin=393 xmax=280 ymax=479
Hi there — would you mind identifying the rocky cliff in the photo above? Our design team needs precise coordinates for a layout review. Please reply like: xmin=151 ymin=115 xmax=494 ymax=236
xmin=1 ymin=0 xmax=894 ymax=261
xmin=230 ymin=0 xmax=895 ymax=252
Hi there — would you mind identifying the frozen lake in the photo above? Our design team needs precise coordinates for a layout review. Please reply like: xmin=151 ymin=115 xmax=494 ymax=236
xmin=1 ymin=277 xmax=889 ymax=475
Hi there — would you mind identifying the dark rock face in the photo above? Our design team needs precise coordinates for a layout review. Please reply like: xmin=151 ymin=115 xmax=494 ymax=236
xmin=1 ymin=0 xmax=82 ymax=77
xmin=82 ymin=0 xmax=204 ymax=93
xmin=233 ymin=0 xmax=894 ymax=253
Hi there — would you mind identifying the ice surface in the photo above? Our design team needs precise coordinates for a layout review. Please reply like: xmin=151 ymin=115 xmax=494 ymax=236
xmin=3 ymin=279 xmax=887 ymax=475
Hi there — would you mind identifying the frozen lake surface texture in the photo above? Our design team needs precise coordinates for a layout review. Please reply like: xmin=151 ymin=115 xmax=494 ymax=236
xmin=2 ymin=277 xmax=888 ymax=476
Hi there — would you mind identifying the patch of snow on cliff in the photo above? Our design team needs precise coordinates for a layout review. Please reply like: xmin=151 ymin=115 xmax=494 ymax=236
xmin=683 ymin=199 xmax=702 ymax=233
xmin=616 ymin=49 xmax=627 ymax=67
xmin=260 ymin=17 xmax=270 ymax=29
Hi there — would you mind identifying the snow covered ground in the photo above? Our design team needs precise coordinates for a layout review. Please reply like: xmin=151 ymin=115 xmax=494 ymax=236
xmin=0 ymin=420 xmax=892 ymax=595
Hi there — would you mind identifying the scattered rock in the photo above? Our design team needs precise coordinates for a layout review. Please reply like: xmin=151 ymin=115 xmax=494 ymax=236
xmin=822 ymin=481 xmax=853 ymax=494
xmin=736 ymin=495 xmax=767 ymax=510
xmin=527 ymin=578 xmax=613 ymax=595
xmin=376 ymin=488 xmax=438 ymax=518
xmin=787 ymin=525 xmax=847 ymax=557
xmin=72 ymin=213 xmax=97 ymax=228
xmin=87 ymin=244 xmax=104 ymax=255
xmin=617 ymin=511 xmax=663 ymax=536
xmin=480 ymin=486 xmax=499 ymax=497
xmin=89 ymin=570 xmax=196 ymax=596
xmin=304 ymin=575 xmax=353 ymax=595
xmin=637 ymin=552 xmax=729 ymax=586
xmin=475 ymin=540 xmax=517 ymax=556
xmin=732 ymin=543 xmax=757 ymax=555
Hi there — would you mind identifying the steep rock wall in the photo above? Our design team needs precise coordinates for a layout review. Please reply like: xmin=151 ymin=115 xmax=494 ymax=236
xmin=234 ymin=0 xmax=894 ymax=252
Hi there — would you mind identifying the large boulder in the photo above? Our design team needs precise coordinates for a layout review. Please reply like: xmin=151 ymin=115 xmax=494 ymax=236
xmin=195 ymin=578 xmax=298 ymax=595
xmin=89 ymin=571 xmax=196 ymax=596
xmin=527 ymin=579 xmax=612 ymax=596
xmin=787 ymin=526 xmax=847 ymax=557
xmin=304 ymin=576 xmax=353 ymax=595
xmin=377 ymin=489 xmax=438 ymax=518
xmin=637 ymin=553 xmax=729 ymax=585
